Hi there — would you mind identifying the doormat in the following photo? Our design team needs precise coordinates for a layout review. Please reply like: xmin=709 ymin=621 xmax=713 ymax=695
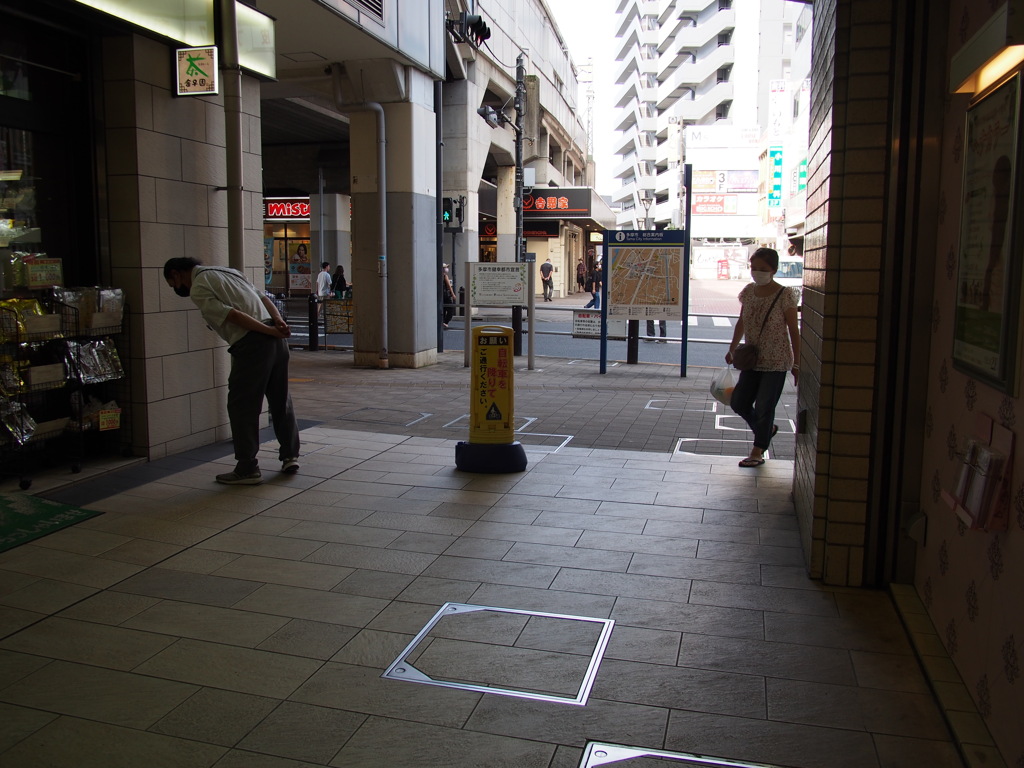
xmin=0 ymin=494 xmax=103 ymax=554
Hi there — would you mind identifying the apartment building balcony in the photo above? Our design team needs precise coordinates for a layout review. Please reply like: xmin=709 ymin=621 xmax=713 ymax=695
xmin=670 ymin=81 xmax=733 ymax=119
xmin=657 ymin=46 xmax=734 ymax=110
xmin=659 ymin=8 xmax=735 ymax=58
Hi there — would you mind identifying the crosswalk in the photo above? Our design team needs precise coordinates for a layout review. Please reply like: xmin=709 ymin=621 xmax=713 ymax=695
xmin=689 ymin=316 xmax=737 ymax=327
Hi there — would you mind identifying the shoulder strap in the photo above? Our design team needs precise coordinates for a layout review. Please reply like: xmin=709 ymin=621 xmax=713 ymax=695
xmin=758 ymin=287 xmax=785 ymax=332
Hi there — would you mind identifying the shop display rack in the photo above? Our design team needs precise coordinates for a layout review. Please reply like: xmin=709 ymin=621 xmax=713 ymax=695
xmin=1 ymin=291 xmax=130 ymax=490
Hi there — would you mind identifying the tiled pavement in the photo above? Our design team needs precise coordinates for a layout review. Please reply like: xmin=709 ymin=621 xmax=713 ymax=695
xmin=0 ymin=351 xmax=964 ymax=767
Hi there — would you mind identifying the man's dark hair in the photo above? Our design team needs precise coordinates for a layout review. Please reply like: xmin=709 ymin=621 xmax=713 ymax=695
xmin=322 ymin=262 xmax=331 ymax=270
xmin=163 ymin=257 xmax=201 ymax=278
xmin=750 ymin=247 xmax=779 ymax=271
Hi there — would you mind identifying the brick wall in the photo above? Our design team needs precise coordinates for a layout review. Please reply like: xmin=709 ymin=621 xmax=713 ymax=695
xmin=796 ymin=0 xmax=892 ymax=586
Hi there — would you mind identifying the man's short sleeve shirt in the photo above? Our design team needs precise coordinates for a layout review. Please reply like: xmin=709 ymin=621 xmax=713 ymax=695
xmin=190 ymin=266 xmax=269 ymax=345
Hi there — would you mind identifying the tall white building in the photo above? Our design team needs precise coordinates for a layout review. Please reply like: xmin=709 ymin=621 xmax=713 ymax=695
xmin=611 ymin=0 xmax=807 ymax=238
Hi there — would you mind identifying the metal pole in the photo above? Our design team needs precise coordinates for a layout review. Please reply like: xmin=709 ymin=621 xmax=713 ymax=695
xmin=436 ymin=79 xmax=445 ymax=352
xmin=219 ymin=0 xmax=244 ymax=272
xmin=512 ymin=53 xmax=525 ymax=357
xmin=680 ymin=163 xmax=692 ymax=377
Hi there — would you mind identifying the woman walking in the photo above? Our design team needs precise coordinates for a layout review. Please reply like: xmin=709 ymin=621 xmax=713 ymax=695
xmin=725 ymin=247 xmax=800 ymax=467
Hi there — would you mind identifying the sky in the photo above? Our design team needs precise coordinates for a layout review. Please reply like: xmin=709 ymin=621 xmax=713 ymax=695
xmin=543 ymin=0 xmax=618 ymax=196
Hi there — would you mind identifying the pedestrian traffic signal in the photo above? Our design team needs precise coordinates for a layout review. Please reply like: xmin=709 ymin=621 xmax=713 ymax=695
xmin=442 ymin=197 xmax=454 ymax=224
xmin=459 ymin=12 xmax=491 ymax=47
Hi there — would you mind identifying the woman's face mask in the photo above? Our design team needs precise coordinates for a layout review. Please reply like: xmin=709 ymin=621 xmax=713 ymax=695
xmin=751 ymin=270 xmax=773 ymax=286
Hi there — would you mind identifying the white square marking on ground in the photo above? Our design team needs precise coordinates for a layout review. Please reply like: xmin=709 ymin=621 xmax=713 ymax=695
xmin=580 ymin=742 xmax=789 ymax=767
xmin=382 ymin=602 xmax=614 ymax=705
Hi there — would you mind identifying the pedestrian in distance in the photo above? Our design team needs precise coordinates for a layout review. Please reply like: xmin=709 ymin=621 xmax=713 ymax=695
xmin=646 ymin=319 xmax=667 ymax=342
xmin=316 ymin=261 xmax=333 ymax=317
xmin=583 ymin=264 xmax=602 ymax=310
xmin=725 ymin=247 xmax=800 ymax=468
xmin=331 ymin=264 xmax=348 ymax=297
xmin=163 ymin=257 xmax=300 ymax=485
xmin=540 ymin=258 xmax=554 ymax=301
xmin=576 ymin=258 xmax=586 ymax=294
xmin=441 ymin=263 xmax=457 ymax=328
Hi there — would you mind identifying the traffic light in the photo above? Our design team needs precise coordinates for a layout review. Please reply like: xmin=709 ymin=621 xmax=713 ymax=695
xmin=442 ymin=197 xmax=454 ymax=224
xmin=459 ymin=12 xmax=491 ymax=47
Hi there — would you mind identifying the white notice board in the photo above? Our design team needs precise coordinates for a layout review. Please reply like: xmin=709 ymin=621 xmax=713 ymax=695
xmin=469 ymin=263 xmax=529 ymax=306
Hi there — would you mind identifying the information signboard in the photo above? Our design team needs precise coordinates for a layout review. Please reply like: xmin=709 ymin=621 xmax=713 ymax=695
xmin=605 ymin=230 xmax=687 ymax=322
xmin=469 ymin=263 xmax=529 ymax=306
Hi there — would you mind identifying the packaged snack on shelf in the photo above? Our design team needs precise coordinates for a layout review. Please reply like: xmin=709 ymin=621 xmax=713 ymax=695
xmin=52 ymin=288 xmax=96 ymax=330
xmin=0 ymin=298 xmax=44 ymax=341
xmin=0 ymin=359 xmax=25 ymax=395
xmin=65 ymin=338 xmax=123 ymax=384
xmin=0 ymin=399 xmax=36 ymax=445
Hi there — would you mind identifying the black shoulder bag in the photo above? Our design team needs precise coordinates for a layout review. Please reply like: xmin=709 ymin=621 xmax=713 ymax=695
xmin=732 ymin=288 xmax=784 ymax=371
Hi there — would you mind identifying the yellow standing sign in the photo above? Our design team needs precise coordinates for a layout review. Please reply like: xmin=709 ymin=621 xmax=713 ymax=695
xmin=470 ymin=326 xmax=514 ymax=444
xmin=456 ymin=325 xmax=527 ymax=472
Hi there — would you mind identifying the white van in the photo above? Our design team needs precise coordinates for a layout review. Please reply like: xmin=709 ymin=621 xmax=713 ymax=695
xmin=774 ymin=255 xmax=804 ymax=302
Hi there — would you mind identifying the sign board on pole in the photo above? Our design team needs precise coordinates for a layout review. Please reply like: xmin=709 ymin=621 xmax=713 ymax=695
xmin=176 ymin=47 xmax=218 ymax=96
xmin=573 ymin=311 xmax=626 ymax=339
xmin=469 ymin=326 xmax=515 ymax=445
xmin=469 ymin=263 xmax=529 ymax=305
xmin=605 ymin=230 xmax=687 ymax=321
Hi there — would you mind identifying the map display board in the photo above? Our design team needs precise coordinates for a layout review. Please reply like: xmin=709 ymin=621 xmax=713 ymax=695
xmin=606 ymin=231 xmax=687 ymax=321
xmin=469 ymin=263 xmax=529 ymax=306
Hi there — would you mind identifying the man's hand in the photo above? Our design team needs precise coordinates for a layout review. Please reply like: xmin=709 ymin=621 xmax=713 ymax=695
xmin=273 ymin=318 xmax=291 ymax=339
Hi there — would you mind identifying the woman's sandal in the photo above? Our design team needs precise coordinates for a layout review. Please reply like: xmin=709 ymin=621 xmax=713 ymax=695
xmin=738 ymin=457 xmax=766 ymax=468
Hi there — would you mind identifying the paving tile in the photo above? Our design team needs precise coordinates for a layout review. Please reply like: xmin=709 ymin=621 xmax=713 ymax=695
xmin=0 ymin=660 xmax=198 ymax=729
xmin=612 ymin=596 xmax=765 ymax=640
xmin=594 ymin=500 xmax=704 ymax=522
xmin=593 ymin=658 xmax=766 ymax=718
xmin=678 ymin=633 xmax=856 ymax=685
xmin=665 ymin=709 xmax=879 ymax=768
xmin=0 ymin=616 xmax=175 ymax=670
xmin=291 ymin=661 xmax=481 ymax=727
xmin=134 ymin=638 xmax=323 ymax=699
xmin=110 ymin=568 xmax=261 ymax=608
xmin=304 ymin=542 xmax=438 ymax=575
xmin=421 ymin=555 xmax=559 ymax=589
xmin=627 ymin=553 xmax=760 ymax=584
xmin=232 ymin=583 xmax=389 ymax=627
xmin=443 ymin=536 xmax=516 ymax=560
xmin=0 ymin=649 xmax=51 ymax=690
xmin=688 ymin=580 xmax=839 ymax=616
xmin=256 ymin=619 xmax=359 ymax=661
xmin=332 ymin=716 xmax=556 ymax=768
xmin=332 ymin=569 xmax=417 ymax=599
xmin=551 ymin=569 xmax=692 ymax=603
xmin=0 ymin=715 xmax=226 ymax=767
xmin=469 ymin=583 xmax=617 ymax=618
xmin=765 ymin=612 xmax=914 ymax=654
xmin=278 ymin=520 xmax=403 ymax=547
xmin=767 ymin=679 xmax=949 ymax=739
xmin=0 ymin=579 xmax=97 ymax=615
xmin=533 ymin=510 xmax=646 ymax=533
xmin=395 ymin=575 xmax=481 ymax=605
xmin=194 ymin=531 xmax=331 ymax=560
xmin=576 ymin=530 xmax=698 ymax=557
xmin=237 ymin=701 xmax=365 ymax=763
xmin=872 ymin=733 xmax=966 ymax=768
xmin=331 ymin=628 xmax=414 ymax=668
xmin=123 ymin=601 xmax=290 ymax=647
xmin=0 ymin=701 xmax=56 ymax=752
xmin=503 ymin=542 xmax=633 ymax=572
xmin=0 ymin=545 xmax=144 ymax=589
xmin=361 ymin=510 xmax=474 ymax=536
xmin=210 ymin=554 xmax=354 ymax=590
xmin=56 ymin=591 xmax=160 ymax=626
xmin=464 ymin=694 xmax=668 ymax=748
xmin=149 ymin=687 xmax=279 ymax=746
xmin=850 ymin=650 xmax=932 ymax=693
xmin=603 ymin=625 xmax=681 ymax=665
xmin=696 ymin=539 xmax=806 ymax=566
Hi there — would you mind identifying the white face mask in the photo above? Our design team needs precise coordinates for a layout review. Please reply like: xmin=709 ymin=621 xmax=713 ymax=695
xmin=751 ymin=270 xmax=773 ymax=286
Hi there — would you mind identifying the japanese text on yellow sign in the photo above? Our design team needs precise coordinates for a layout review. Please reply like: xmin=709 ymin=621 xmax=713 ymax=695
xmin=470 ymin=326 xmax=514 ymax=445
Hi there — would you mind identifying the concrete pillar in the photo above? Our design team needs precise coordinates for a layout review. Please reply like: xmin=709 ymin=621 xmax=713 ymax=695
xmin=309 ymin=193 xmax=351 ymax=275
xmin=349 ymin=71 xmax=437 ymax=368
xmin=496 ymin=165 xmax=516 ymax=261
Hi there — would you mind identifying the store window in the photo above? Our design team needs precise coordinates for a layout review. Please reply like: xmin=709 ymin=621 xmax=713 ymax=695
xmin=263 ymin=197 xmax=311 ymax=295
xmin=1 ymin=15 xmax=93 ymax=291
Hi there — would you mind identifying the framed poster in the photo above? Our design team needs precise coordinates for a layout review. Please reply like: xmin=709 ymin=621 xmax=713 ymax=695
xmin=953 ymin=74 xmax=1024 ymax=393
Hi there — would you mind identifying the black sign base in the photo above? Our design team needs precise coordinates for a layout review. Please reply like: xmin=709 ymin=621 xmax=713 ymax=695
xmin=455 ymin=441 xmax=528 ymax=473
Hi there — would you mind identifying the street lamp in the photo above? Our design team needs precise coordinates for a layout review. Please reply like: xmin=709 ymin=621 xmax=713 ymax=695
xmin=640 ymin=194 xmax=653 ymax=230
